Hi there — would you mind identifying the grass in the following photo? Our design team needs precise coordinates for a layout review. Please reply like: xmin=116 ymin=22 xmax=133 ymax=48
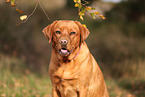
xmin=0 ymin=55 xmax=52 ymax=97
xmin=0 ymin=72 xmax=52 ymax=97
xmin=0 ymin=55 xmax=145 ymax=97
xmin=106 ymin=78 xmax=145 ymax=97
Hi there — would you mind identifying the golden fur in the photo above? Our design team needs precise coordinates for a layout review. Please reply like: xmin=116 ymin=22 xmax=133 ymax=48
xmin=42 ymin=20 xmax=109 ymax=97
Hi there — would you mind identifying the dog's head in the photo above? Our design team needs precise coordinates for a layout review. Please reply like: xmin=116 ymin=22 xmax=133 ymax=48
xmin=42 ymin=20 xmax=90 ymax=57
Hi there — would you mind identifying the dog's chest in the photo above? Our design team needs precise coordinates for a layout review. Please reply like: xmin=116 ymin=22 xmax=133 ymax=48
xmin=53 ymin=66 xmax=79 ymax=86
xmin=52 ymin=62 xmax=80 ymax=95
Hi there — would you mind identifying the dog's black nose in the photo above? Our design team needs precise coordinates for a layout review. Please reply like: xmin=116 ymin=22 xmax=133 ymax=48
xmin=60 ymin=39 xmax=68 ymax=45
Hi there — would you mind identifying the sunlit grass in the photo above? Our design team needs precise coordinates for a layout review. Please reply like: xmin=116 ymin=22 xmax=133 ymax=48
xmin=0 ymin=55 xmax=52 ymax=97
xmin=0 ymin=72 xmax=52 ymax=97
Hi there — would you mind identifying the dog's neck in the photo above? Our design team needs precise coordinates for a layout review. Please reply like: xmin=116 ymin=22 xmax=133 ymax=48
xmin=52 ymin=42 xmax=90 ymax=65
xmin=71 ymin=45 xmax=81 ymax=60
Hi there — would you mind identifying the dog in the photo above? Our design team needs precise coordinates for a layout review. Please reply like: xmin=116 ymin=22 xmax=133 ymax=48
xmin=42 ymin=20 xmax=109 ymax=97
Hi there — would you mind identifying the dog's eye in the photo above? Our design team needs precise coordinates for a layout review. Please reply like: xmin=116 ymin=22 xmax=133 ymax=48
xmin=55 ymin=31 xmax=61 ymax=34
xmin=70 ymin=32 xmax=76 ymax=35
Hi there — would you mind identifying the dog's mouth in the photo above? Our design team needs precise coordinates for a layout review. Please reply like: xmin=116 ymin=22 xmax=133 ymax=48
xmin=58 ymin=48 xmax=73 ymax=56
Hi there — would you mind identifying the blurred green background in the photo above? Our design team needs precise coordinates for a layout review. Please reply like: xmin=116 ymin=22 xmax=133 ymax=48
xmin=0 ymin=0 xmax=145 ymax=97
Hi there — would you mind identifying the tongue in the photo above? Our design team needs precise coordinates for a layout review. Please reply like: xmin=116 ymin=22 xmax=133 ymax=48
xmin=61 ymin=49 xmax=68 ymax=53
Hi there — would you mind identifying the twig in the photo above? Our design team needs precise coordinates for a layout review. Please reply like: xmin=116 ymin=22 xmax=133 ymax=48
xmin=18 ymin=0 xmax=49 ymax=25
xmin=38 ymin=0 xmax=50 ymax=20
xmin=23 ymin=0 xmax=39 ymax=23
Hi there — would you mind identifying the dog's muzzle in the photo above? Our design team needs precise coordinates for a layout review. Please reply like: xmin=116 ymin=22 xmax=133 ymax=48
xmin=57 ymin=48 xmax=73 ymax=56
xmin=57 ymin=39 xmax=70 ymax=56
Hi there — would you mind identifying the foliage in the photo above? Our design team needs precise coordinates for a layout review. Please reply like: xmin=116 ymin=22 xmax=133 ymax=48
xmin=5 ymin=0 xmax=105 ymax=22
xmin=6 ymin=0 xmax=49 ymax=24
xmin=73 ymin=0 xmax=106 ymax=20
xmin=6 ymin=0 xmax=23 ymax=13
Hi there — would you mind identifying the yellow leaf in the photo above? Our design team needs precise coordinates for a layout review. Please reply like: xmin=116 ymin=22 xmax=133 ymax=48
xmin=6 ymin=0 xmax=10 ymax=3
xmin=79 ymin=12 xmax=84 ymax=16
xmin=16 ymin=8 xmax=23 ymax=14
xmin=77 ymin=0 xmax=81 ymax=3
xmin=99 ymin=14 xmax=103 ymax=17
xmin=80 ymin=15 xmax=84 ymax=21
xmin=11 ymin=0 xmax=16 ymax=6
xmin=20 ymin=15 xmax=27 ymax=21
xmin=86 ymin=6 xmax=92 ymax=11
xmin=73 ymin=0 xmax=77 ymax=2
xmin=100 ymin=14 xmax=106 ymax=19
xmin=82 ymin=24 xmax=87 ymax=28
xmin=95 ymin=12 xmax=100 ymax=15
xmin=10 ymin=4 xmax=16 ymax=7
xmin=75 ymin=3 xmax=80 ymax=7
xmin=74 ymin=0 xmax=81 ymax=3
xmin=102 ymin=16 xmax=106 ymax=20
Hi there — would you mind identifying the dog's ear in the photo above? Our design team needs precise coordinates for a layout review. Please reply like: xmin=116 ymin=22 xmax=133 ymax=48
xmin=42 ymin=21 xmax=57 ymax=43
xmin=75 ymin=21 xmax=90 ymax=42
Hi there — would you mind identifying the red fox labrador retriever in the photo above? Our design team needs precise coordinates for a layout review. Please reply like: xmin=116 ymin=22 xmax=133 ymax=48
xmin=42 ymin=20 xmax=109 ymax=97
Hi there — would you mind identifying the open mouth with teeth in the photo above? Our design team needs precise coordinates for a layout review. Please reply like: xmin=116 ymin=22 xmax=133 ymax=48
xmin=58 ymin=48 xmax=70 ymax=56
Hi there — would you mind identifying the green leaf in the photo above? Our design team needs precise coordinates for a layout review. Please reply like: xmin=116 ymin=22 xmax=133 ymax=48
xmin=10 ymin=0 xmax=16 ymax=7
xmin=91 ymin=8 xmax=96 ymax=10
xmin=78 ymin=4 xmax=82 ymax=8
xmin=79 ymin=11 xmax=84 ymax=16
xmin=75 ymin=3 xmax=82 ymax=8
xmin=90 ymin=13 xmax=96 ymax=19
xmin=81 ymin=7 xmax=86 ymax=13
xmin=11 ymin=0 xmax=15 ymax=5
xmin=77 ymin=0 xmax=81 ymax=3
xmin=80 ymin=15 xmax=84 ymax=20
